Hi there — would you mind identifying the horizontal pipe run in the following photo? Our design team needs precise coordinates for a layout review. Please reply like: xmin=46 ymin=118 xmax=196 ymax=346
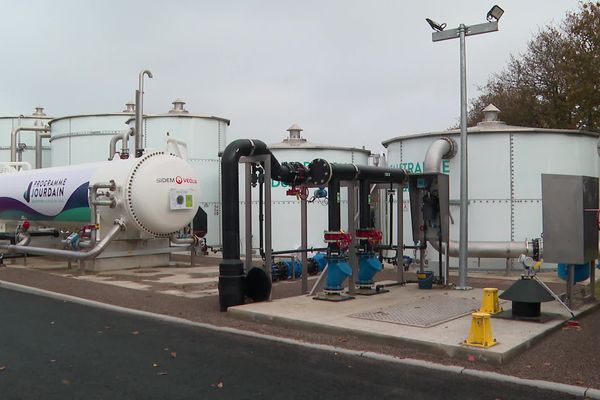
xmin=430 ymin=240 xmax=532 ymax=259
xmin=0 ymin=219 xmax=125 ymax=260
xmin=270 ymin=247 xmax=328 ymax=256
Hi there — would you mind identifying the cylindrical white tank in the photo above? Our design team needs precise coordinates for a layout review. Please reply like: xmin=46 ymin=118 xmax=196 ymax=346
xmin=0 ymin=107 xmax=52 ymax=168
xmin=383 ymin=105 xmax=600 ymax=269
xmin=49 ymin=102 xmax=135 ymax=166
xmin=143 ymin=99 xmax=229 ymax=246
xmin=241 ymin=125 xmax=371 ymax=253
xmin=0 ymin=151 xmax=200 ymax=238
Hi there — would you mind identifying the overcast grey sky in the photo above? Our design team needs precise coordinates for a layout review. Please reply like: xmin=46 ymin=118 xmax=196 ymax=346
xmin=0 ymin=0 xmax=578 ymax=153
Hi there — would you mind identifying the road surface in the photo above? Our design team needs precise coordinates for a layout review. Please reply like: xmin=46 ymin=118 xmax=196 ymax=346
xmin=0 ymin=288 xmax=578 ymax=399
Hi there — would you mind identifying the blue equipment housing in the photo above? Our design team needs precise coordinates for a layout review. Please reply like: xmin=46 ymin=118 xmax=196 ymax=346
xmin=357 ymin=252 xmax=383 ymax=285
xmin=325 ymin=256 xmax=352 ymax=291
xmin=557 ymin=263 xmax=590 ymax=283
xmin=311 ymin=252 xmax=328 ymax=272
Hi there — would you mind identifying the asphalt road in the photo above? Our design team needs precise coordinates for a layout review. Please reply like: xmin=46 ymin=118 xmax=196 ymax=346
xmin=0 ymin=288 xmax=579 ymax=400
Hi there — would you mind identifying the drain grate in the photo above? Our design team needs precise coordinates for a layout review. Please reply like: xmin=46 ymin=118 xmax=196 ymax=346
xmin=349 ymin=296 xmax=482 ymax=328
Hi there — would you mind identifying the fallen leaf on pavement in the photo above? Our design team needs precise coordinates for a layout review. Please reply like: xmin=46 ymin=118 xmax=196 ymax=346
xmin=543 ymin=362 xmax=551 ymax=367
xmin=217 ymin=382 xmax=224 ymax=388
xmin=132 ymin=331 xmax=139 ymax=335
xmin=61 ymin=379 xmax=70 ymax=385
xmin=157 ymin=371 xmax=167 ymax=376
xmin=0 ymin=366 xmax=6 ymax=371
xmin=467 ymin=355 xmax=475 ymax=362
xmin=50 ymin=360 xmax=56 ymax=363
xmin=152 ymin=363 xmax=159 ymax=368
xmin=170 ymin=352 xmax=177 ymax=359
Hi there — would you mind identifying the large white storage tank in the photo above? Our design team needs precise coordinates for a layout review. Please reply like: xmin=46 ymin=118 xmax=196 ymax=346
xmin=0 ymin=107 xmax=52 ymax=168
xmin=242 ymin=124 xmax=371 ymax=253
xmin=49 ymin=102 xmax=135 ymax=167
xmin=383 ymin=105 xmax=600 ymax=269
xmin=144 ymin=99 xmax=229 ymax=247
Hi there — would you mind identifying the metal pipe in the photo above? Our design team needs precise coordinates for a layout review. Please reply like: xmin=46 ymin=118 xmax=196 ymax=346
xmin=135 ymin=69 xmax=153 ymax=158
xmin=108 ymin=128 xmax=133 ymax=161
xmin=424 ymin=137 xmax=457 ymax=173
xmin=170 ymin=234 xmax=198 ymax=246
xmin=430 ymin=239 xmax=532 ymax=259
xmin=458 ymin=24 xmax=469 ymax=289
xmin=11 ymin=126 xmax=50 ymax=165
xmin=35 ymin=132 xmax=51 ymax=169
xmin=0 ymin=219 xmax=125 ymax=260
xmin=423 ymin=136 xmax=535 ymax=260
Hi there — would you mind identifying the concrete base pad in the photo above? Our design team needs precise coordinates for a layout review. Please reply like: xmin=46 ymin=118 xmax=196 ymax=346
xmin=230 ymin=283 xmax=600 ymax=364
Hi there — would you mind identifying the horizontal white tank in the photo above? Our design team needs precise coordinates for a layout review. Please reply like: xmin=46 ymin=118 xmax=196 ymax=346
xmin=382 ymin=105 xmax=600 ymax=269
xmin=0 ymin=151 xmax=200 ymax=238
xmin=49 ymin=102 xmax=135 ymax=166
xmin=0 ymin=107 xmax=52 ymax=168
xmin=143 ymin=99 xmax=229 ymax=246
xmin=241 ymin=125 xmax=371 ymax=253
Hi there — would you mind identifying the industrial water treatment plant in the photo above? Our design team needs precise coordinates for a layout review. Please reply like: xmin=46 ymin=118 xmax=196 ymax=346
xmin=0 ymin=64 xmax=598 ymax=364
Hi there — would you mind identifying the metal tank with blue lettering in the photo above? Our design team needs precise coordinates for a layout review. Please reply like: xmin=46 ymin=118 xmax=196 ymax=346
xmin=383 ymin=104 xmax=600 ymax=270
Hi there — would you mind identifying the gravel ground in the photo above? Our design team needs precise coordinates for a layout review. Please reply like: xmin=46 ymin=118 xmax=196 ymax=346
xmin=0 ymin=265 xmax=597 ymax=389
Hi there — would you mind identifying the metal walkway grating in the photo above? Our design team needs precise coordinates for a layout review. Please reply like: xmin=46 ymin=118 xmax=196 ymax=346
xmin=349 ymin=295 xmax=482 ymax=328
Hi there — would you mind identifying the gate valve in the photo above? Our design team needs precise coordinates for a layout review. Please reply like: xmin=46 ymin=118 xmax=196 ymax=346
xmin=324 ymin=230 xmax=353 ymax=251
xmin=21 ymin=219 xmax=30 ymax=231
xmin=79 ymin=224 xmax=97 ymax=239
xmin=355 ymin=229 xmax=383 ymax=245
xmin=286 ymin=186 xmax=309 ymax=200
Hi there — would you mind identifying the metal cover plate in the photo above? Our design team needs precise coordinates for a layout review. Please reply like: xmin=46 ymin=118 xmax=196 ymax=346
xmin=349 ymin=295 xmax=481 ymax=328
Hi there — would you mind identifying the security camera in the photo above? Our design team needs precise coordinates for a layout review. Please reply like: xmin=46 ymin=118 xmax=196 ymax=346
xmin=425 ymin=18 xmax=446 ymax=32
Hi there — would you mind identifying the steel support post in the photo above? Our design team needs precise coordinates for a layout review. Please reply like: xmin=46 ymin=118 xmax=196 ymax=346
xmin=457 ymin=24 xmax=471 ymax=290
xmin=264 ymin=155 xmax=272 ymax=285
xmin=396 ymin=184 xmax=404 ymax=284
xmin=300 ymin=196 xmax=308 ymax=294
xmin=346 ymin=182 xmax=357 ymax=294
xmin=244 ymin=163 xmax=253 ymax=273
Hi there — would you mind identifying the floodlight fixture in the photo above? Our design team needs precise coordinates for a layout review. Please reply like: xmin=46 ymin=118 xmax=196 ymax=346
xmin=425 ymin=18 xmax=446 ymax=32
xmin=486 ymin=5 xmax=504 ymax=22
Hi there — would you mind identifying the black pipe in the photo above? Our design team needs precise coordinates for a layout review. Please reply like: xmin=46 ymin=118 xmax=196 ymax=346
xmin=327 ymin=179 xmax=341 ymax=231
xmin=258 ymin=167 xmax=265 ymax=259
xmin=219 ymin=139 xmax=310 ymax=311
xmin=270 ymin=247 xmax=328 ymax=256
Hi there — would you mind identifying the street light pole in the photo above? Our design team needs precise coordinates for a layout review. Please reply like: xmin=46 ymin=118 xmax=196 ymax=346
xmin=430 ymin=17 xmax=500 ymax=290
xmin=458 ymin=24 xmax=469 ymax=290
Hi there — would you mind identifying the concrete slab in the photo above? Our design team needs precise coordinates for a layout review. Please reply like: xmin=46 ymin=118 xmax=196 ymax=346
xmin=229 ymin=284 xmax=600 ymax=364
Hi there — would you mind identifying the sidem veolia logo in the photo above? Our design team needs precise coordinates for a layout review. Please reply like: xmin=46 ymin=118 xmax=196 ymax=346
xmin=23 ymin=178 xmax=67 ymax=203
xmin=156 ymin=176 xmax=198 ymax=184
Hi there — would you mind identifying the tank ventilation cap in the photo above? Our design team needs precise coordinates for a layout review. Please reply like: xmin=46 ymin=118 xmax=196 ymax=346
xmin=33 ymin=107 xmax=46 ymax=116
xmin=286 ymin=123 xmax=305 ymax=142
xmin=169 ymin=98 xmax=189 ymax=114
xmin=482 ymin=104 xmax=500 ymax=122
xmin=123 ymin=101 xmax=136 ymax=113
xmin=478 ymin=104 xmax=506 ymax=127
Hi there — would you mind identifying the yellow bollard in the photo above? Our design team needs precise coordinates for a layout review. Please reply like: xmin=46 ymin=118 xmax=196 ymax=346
xmin=479 ymin=287 xmax=502 ymax=315
xmin=464 ymin=312 xmax=498 ymax=348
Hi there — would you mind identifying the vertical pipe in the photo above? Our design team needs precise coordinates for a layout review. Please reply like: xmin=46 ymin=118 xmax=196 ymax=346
xmin=328 ymin=180 xmax=341 ymax=231
xmin=457 ymin=24 xmax=470 ymax=289
xmin=264 ymin=155 xmax=272 ymax=284
xmin=300 ymin=195 xmax=308 ymax=294
xmin=396 ymin=184 xmax=404 ymax=284
xmin=135 ymin=89 xmax=142 ymax=157
xmin=258 ymin=169 xmax=264 ymax=257
xmin=244 ymin=163 xmax=253 ymax=273
xmin=347 ymin=182 xmax=357 ymax=294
